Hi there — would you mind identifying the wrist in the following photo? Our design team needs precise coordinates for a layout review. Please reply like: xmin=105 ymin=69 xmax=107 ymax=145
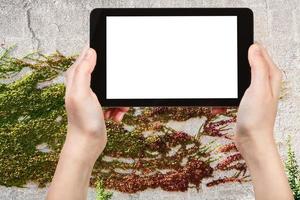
xmin=60 ymin=137 xmax=97 ymax=169
xmin=235 ymin=128 xmax=275 ymax=150
xmin=235 ymin=131 xmax=278 ymax=167
xmin=60 ymin=145 xmax=95 ymax=173
xmin=62 ymin=128 xmax=106 ymax=166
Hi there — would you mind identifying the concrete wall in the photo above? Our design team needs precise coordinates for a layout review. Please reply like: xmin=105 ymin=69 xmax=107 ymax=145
xmin=0 ymin=0 xmax=300 ymax=199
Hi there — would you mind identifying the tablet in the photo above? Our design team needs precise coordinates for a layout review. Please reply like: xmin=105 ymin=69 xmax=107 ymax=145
xmin=90 ymin=8 xmax=253 ymax=107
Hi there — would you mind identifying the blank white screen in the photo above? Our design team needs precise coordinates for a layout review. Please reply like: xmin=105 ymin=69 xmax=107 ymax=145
xmin=106 ymin=16 xmax=237 ymax=99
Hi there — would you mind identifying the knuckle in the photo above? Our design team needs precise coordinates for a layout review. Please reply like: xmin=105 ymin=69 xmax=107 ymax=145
xmin=86 ymin=123 xmax=103 ymax=135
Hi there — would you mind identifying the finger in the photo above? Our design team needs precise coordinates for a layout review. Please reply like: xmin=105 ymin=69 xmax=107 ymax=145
xmin=260 ymin=47 xmax=282 ymax=98
xmin=248 ymin=43 xmax=271 ymax=91
xmin=211 ymin=107 xmax=227 ymax=115
xmin=72 ymin=48 xmax=97 ymax=95
xmin=104 ymin=110 xmax=111 ymax=120
xmin=113 ymin=111 xmax=126 ymax=122
xmin=109 ymin=109 xmax=122 ymax=121
xmin=106 ymin=107 xmax=129 ymax=114
xmin=110 ymin=109 xmax=120 ymax=117
xmin=65 ymin=44 xmax=89 ymax=88
xmin=116 ymin=107 xmax=130 ymax=112
xmin=73 ymin=44 xmax=90 ymax=68
xmin=105 ymin=109 xmax=117 ymax=121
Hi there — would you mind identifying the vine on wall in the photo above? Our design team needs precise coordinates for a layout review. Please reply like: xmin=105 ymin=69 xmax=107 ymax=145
xmin=0 ymin=49 xmax=249 ymax=193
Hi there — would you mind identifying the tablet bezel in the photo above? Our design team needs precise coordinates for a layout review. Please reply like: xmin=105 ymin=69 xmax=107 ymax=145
xmin=90 ymin=8 xmax=253 ymax=107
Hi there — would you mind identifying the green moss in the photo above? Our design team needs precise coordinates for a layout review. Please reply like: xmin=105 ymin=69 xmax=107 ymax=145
xmin=0 ymin=49 xmax=71 ymax=187
xmin=0 ymin=48 xmax=248 ymax=193
xmin=104 ymin=122 xmax=146 ymax=157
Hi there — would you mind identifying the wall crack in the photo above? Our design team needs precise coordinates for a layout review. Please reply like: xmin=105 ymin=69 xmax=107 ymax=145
xmin=25 ymin=7 xmax=41 ymax=50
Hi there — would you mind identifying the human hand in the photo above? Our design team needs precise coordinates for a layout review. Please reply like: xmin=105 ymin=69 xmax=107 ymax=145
xmin=235 ymin=43 xmax=282 ymax=148
xmin=47 ymin=47 xmax=129 ymax=200
xmin=63 ymin=47 xmax=128 ymax=164
xmin=234 ymin=44 xmax=294 ymax=200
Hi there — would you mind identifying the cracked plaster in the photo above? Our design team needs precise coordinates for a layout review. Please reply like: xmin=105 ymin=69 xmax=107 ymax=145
xmin=0 ymin=0 xmax=300 ymax=199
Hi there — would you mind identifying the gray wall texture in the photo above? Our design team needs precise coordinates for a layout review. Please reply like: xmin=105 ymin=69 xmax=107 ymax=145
xmin=0 ymin=0 xmax=300 ymax=199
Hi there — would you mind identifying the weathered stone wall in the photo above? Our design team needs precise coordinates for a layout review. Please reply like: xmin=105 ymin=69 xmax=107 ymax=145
xmin=0 ymin=0 xmax=299 ymax=199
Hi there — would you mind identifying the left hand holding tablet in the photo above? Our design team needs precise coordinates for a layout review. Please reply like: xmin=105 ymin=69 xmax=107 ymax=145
xmin=63 ymin=46 xmax=128 ymax=163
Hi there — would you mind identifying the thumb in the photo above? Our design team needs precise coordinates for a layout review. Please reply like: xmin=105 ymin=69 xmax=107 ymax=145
xmin=72 ymin=48 xmax=97 ymax=94
xmin=248 ymin=43 xmax=271 ymax=90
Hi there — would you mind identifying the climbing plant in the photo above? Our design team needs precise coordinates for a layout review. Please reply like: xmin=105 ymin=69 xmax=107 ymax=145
xmin=0 ymin=48 xmax=250 ymax=194
xmin=286 ymin=135 xmax=300 ymax=200
xmin=96 ymin=180 xmax=113 ymax=200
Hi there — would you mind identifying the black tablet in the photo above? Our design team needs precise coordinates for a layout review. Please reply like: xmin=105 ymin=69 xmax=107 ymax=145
xmin=90 ymin=8 xmax=253 ymax=107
